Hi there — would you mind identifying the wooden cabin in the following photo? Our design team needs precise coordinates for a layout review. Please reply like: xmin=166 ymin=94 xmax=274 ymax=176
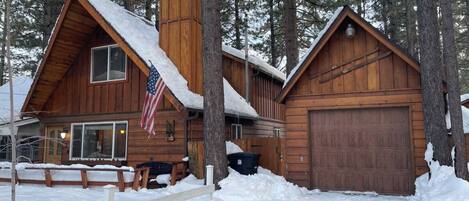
xmin=277 ymin=7 xmax=423 ymax=195
xmin=21 ymin=0 xmax=285 ymax=170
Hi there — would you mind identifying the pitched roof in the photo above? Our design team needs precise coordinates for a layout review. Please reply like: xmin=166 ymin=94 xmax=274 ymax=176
xmin=23 ymin=0 xmax=258 ymax=118
xmin=222 ymin=45 xmax=286 ymax=81
xmin=0 ymin=76 xmax=33 ymax=124
xmin=277 ymin=6 xmax=420 ymax=102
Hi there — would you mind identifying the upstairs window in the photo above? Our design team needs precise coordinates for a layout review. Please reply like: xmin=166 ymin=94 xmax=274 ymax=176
xmin=91 ymin=45 xmax=127 ymax=83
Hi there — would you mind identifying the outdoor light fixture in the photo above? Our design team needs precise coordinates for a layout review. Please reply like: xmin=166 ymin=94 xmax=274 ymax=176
xmin=60 ymin=128 xmax=69 ymax=139
xmin=345 ymin=23 xmax=356 ymax=38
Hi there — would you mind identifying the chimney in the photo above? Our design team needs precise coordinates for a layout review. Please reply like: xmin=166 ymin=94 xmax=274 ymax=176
xmin=159 ymin=0 xmax=203 ymax=95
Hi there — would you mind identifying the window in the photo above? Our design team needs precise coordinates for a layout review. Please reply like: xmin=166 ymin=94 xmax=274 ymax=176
xmin=91 ymin=45 xmax=127 ymax=83
xmin=231 ymin=124 xmax=242 ymax=140
xmin=70 ymin=121 xmax=128 ymax=160
xmin=273 ymin=128 xmax=281 ymax=137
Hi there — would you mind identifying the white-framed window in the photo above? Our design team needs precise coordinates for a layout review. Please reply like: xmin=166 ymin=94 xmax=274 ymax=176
xmin=231 ymin=124 xmax=243 ymax=140
xmin=91 ymin=44 xmax=127 ymax=83
xmin=70 ymin=121 xmax=128 ymax=160
xmin=273 ymin=128 xmax=281 ymax=137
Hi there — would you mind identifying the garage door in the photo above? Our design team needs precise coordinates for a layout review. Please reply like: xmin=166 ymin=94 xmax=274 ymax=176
xmin=310 ymin=107 xmax=413 ymax=195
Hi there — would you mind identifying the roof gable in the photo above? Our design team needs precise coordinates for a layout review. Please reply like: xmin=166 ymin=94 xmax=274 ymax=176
xmin=277 ymin=6 xmax=420 ymax=102
xmin=23 ymin=0 xmax=258 ymax=118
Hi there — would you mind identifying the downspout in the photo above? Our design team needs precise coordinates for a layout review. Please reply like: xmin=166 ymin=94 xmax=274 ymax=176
xmin=184 ymin=111 xmax=200 ymax=156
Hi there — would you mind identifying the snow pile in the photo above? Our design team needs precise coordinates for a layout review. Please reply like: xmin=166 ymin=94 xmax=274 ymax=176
xmin=445 ymin=105 xmax=469 ymax=133
xmin=214 ymin=167 xmax=310 ymax=201
xmin=87 ymin=0 xmax=258 ymax=118
xmin=413 ymin=143 xmax=469 ymax=201
xmin=0 ymin=76 xmax=33 ymax=124
xmin=226 ymin=141 xmax=243 ymax=154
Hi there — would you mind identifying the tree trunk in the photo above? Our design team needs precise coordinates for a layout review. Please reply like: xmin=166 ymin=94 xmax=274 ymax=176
xmin=380 ymin=0 xmax=389 ymax=36
xmin=284 ymin=0 xmax=298 ymax=75
xmin=268 ymin=0 xmax=277 ymax=67
xmin=405 ymin=0 xmax=418 ymax=58
xmin=155 ymin=0 xmax=159 ymax=29
xmin=356 ymin=0 xmax=363 ymax=17
xmin=145 ymin=0 xmax=153 ymax=21
xmin=386 ymin=0 xmax=398 ymax=43
xmin=0 ymin=2 xmax=7 ymax=85
xmin=440 ymin=0 xmax=469 ymax=180
xmin=201 ymin=0 xmax=228 ymax=188
xmin=234 ymin=0 xmax=242 ymax=49
xmin=5 ymin=0 xmax=16 ymax=200
xmin=416 ymin=0 xmax=452 ymax=166
xmin=123 ymin=0 xmax=135 ymax=12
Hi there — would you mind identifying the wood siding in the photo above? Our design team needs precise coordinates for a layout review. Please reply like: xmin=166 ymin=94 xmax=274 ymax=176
xmin=223 ymin=56 xmax=285 ymax=121
xmin=42 ymin=27 xmax=173 ymax=117
xmin=39 ymin=28 xmax=185 ymax=167
xmin=283 ymin=20 xmax=424 ymax=189
xmin=159 ymin=0 xmax=203 ymax=94
xmin=45 ymin=111 xmax=186 ymax=167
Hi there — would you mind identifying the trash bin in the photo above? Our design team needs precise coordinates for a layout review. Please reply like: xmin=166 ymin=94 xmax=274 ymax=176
xmin=227 ymin=152 xmax=260 ymax=175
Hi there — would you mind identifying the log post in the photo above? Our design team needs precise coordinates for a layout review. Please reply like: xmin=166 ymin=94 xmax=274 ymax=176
xmin=117 ymin=170 xmax=125 ymax=192
xmin=44 ymin=169 xmax=52 ymax=187
xmin=80 ymin=170 xmax=88 ymax=189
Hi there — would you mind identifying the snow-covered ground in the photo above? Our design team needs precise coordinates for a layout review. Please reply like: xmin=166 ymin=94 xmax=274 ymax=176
xmin=0 ymin=142 xmax=468 ymax=201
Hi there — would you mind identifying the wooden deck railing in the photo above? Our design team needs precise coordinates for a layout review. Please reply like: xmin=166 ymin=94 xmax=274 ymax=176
xmin=0 ymin=167 xmax=149 ymax=192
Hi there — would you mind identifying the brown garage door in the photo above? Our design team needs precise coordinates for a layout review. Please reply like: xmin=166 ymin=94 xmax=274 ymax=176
xmin=310 ymin=107 xmax=413 ymax=195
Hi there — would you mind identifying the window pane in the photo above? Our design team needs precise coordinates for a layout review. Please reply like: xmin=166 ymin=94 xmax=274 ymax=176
xmin=114 ymin=123 xmax=127 ymax=158
xmin=71 ymin=125 xmax=82 ymax=158
xmin=109 ymin=47 xmax=126 ymax=80
xmin=92 ymin=48 xmax=108 ymax=82
xmin=83 ymin=124 xmax=113 ymax=159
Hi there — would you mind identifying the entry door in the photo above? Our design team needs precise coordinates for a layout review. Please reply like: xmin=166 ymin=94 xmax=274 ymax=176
xmin=44 ymin=127 xmax=63 ymax=164
xmin=310 ymin=107 xmax=413 ymax=195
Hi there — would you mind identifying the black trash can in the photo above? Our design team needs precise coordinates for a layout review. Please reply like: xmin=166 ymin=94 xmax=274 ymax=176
xmin=227 ymin=152 xmax=260 ymax=175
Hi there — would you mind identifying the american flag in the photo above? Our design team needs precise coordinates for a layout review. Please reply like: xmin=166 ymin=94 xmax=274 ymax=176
xmin=140 ymin=64 xmax=166 ymax=135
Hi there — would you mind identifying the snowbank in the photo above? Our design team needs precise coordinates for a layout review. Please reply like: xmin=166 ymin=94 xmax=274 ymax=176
xmin=413 ymin=143 xmax=469 ymax=201
xmin=214 ymin=167 xmax=310 ymax=201
xmin=226 ymin=141 xmax=243 ymax=155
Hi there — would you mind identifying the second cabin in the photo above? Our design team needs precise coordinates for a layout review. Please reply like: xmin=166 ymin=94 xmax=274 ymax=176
xmin=278 ymin=6 xmax=423 ymax=195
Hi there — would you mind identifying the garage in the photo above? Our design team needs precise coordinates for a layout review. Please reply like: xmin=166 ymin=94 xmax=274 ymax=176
xmin=309 ymin=107 xmax=414 ymax=195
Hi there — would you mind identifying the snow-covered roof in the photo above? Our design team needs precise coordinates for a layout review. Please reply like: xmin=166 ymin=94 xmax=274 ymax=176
xmin=284 ymin=7 xmax=344 ymax=87
xmin=88 ymin=0 xmax=258 ymax=118
xmin=0 ymin=76 xmax=34 ymax=124
xmin=461 ymin=94 xmax=469 ymax=104
xmin=222 ymin=45 xmax=286 ymax=81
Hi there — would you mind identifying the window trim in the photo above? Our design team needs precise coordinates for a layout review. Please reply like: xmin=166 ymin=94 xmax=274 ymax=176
xmin=231 ymin=124 xmax=243 ymax=140
xmin=90 ymin=44 xmax=128 ymax=84
xmin=69 ymin=121 xmax=128 ymax=161
xmin=273 ymin=128 xmax=281 ymax=137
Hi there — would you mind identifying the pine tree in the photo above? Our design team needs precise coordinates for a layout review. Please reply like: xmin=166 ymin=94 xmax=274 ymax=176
xmin=284 ymin=0 xmax=299 ymax=74
xmin=417 ymin=0 xmax=452 ymax=166
xmin=441 ymin=0 xmax=469 ymax=180
xmin=202 ymin=0 xmax=228 ymax=188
